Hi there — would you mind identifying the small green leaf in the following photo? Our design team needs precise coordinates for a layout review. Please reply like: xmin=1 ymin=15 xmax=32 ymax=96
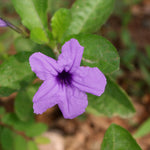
xmin=15 ymin=91 xmax=33 ymax=122
xmin=146 ymin=45 xmax=150 ymax=59
xmin=0 ymin=127 xmax=27 ymax=150
xmin=0 ymin=107 xmax=5 ymax=115
xmin=101 ymin=124 xmax=142 ymax=150
xmin=51 ymin=8 xmax=71 ymax=42
xmin=14 ymin=135 xmax=27 ymax=150
xmin=15 ymin=84 xmax=39 ymax=121
xmin=121 ymin=28 xmax=132 ymax=47
xmin=35 ymin=136 xmax=50 ymax=144
xmin=0 ymin=52 xmax=34 ymax=97
xmin=1 ymin=113 xmax=31 ymax=131
xmin=87 ymin=76 xmax=135 ymax=117
xmin=14 ymin=37 xmax=36 ymax=52
xmin=65 ymin=34 xmax=120 ymax=74
xmin=66 ymin=0 xmax=115 ymax=35
xmin=134 ymin=118 xmax=150 ymax=138
xmin=30 ymin=28 xmax=49 ymax=44
xmin=14 ymin=37 xmax=55 ymax=58
xmin=12 ymin=0 xmax=50 ymax=44
xmin=121 ymin=44 xmax=136 ymax=70
xmin=26 ymin=123 xmax=48 ymax=137
xmin=1 ymin=113 xmax=47 ymax=137
xmin=0 ymin=128 xmax=14 ymax=150
xmin=27 ymin=141 xmax=38 ymax=150
xmin=140 ymin=63 xmax=150 ymax=86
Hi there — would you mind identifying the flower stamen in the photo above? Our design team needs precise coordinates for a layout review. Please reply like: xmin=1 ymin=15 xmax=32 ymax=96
xmin=56 ymin=70 xmax=72 ymax=86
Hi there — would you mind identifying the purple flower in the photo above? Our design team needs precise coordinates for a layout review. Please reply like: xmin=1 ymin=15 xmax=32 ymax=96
xmin=0 ymin=18 xmax=7 ymax=27
xmin=29 ymin=39 xmax=106 ymax=119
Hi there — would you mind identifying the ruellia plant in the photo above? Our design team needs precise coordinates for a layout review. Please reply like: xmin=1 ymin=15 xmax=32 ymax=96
xmin=0 ymin=0 xmax=142 ymax=150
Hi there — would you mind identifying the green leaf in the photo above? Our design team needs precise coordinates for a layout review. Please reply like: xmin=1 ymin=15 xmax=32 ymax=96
xmin=0 ymin=126 xmax=2 ymax=133
xmin=51 ymin=8 xmax=71 ymax=42
xmin=134 ymin=118 xmax=150 ymax=138
xmin=101 ymin=124 xmax=142 ymax=150
xmin=12 ymin=0 xmax=50 ymax=44
xmin=2 ymin=113 xmax=47 ymax=137
xmin=87 ymin=76 xmax=135 ymax=117
xmin=121 ymin=28 xmax=132 ymax=47
xmin=14 ymin=135 xmax=27 ymax=150
xmin=35 ymin=136 xmax=50 ymax=144
xmin=48 ymin=0 xmax=71 ymax=15
xmin=25 ymin=123 xmax=47 ymax=137
xmin=65 ymin=34 xmax=119 ymax=74
xmin=14 ymin=37 xmax=55 ymax=58
xmin=0 ymin=107 xmax=5 ymax=115
xmin=0 ymin=41 xmax=55 ymax=97
xmin=121 ymin=44 xmax=136 ymax=70
xmin=12 ymin=0 xmax=48 ymax=29
xmin=0 ymin=127 xmax=27 ymax=150
xmin=66 ymin=0 xmax=115 ymax=35
xmin=27 ymin=141 xmax=38 ymax=150
xmin=0 ymin=52 xmax=34 ymax=97
xmin=14 ymin=37 xmax=36 ymax=52
xmin=146 ymin=45 xmax=150 ymax=59
xmin=30 ymin=28 xmax=49 ymax=44
xmin=0 ymin=128 xmax=14 ymax=150
xmin=1 ymin=113 xmax=31 ymax=131
xmin=15 ymin=84 xmax=39 ymax=122
xmin=140 ymin=63 xmax=150 ymax=86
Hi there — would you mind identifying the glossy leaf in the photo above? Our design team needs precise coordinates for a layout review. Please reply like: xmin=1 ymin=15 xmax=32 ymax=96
xmin=87 ymin=76 xmax=135 ymax=117
xmin=65 ymin=34 xmax=120 ymax=74
xmin=12 ymin=0 xmax=49 ymax=44
xmin=134 ymin=118 xmax=150 ymax=138
xmin=51 ymin=8 xmax=71 ymax=42
xmin=0 ymin=52 xmax=34 ymax=97
xmin=101 ymin=124 xmax=142 ymax=150
xmin=66 ymin=0 xmax=115 ymax=35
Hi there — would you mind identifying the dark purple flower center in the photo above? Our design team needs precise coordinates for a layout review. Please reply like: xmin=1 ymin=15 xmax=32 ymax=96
xmin=56 ymin=70 xmax=72 ymax=86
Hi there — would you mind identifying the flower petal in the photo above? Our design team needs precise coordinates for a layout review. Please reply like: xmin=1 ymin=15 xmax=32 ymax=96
xmin=33 ymin=78 xmax=60 ymax=114
xmin=0 ymin=18 xmax=7 ymax=27
xmin=29 ymin=52 xmax=59 ymax=80
xmin=72 ymin=67 xmax=107 ymax=96
xmin=58 ymin=39 xmax=84 ymax=72
xmin=58 ymin=86 xmax=88 ymax=119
